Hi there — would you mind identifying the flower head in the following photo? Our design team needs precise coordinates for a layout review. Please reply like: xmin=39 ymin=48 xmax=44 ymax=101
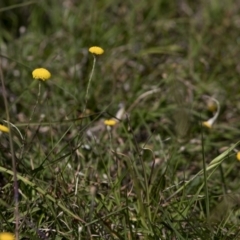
xmin=32 ymin=68 xmax=51 ymax=81
xmin=89 ymin=46 xmax=104 ymax=55
xmin=202 ymin=120 xmax=214 ymax=129
xmin=202 ymin=96 xmax=220 ymax=129
xmin=207 ymin=100 xmax=217 ymax=112
xmin=0 ymin=124 xmax=10 ymax=133
xmin=237 ymin=152 xmax=240 ymax=161
xmin=104 ymin=119 xmax=117 ymax=127
xmin=0 ymin=232 xmax=15 ymax=240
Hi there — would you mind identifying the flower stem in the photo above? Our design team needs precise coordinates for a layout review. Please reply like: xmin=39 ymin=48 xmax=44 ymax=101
xmin=84 ymin=55 xmax=96 ymax=113
xmin=0 ymin=57 xmax=19 ymax=240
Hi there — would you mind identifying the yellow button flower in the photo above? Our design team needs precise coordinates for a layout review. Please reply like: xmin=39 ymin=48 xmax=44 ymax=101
xmin=0 ymin=124 xmax=10 ymax=133
xmin=237 ymin=152 xmax=240 ymax=161
xmin=89 ymin=46 xmax=104 ymax=55
xmin=104 ymin=119 xmax=117 ymax=126
xmin=32 ymin=68 xmax=51 ymax=81
xmin=0 ymin=232 xmax=15 ymax=240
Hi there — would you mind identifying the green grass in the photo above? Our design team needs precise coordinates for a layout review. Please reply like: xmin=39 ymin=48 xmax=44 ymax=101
xmin=1 ymin=0 xmax=240 ymax=239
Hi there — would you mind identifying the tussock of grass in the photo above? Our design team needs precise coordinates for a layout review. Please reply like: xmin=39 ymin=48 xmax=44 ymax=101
xmin=1 ymin=0 xmax=240 ymax=239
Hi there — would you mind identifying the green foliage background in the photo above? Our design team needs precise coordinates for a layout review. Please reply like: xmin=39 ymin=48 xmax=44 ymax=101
xmin=1 ymin=0 xmax=240 ymax=239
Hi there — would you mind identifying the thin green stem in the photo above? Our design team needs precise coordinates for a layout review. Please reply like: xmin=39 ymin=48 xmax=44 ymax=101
xmin=201 ymin=126 xmax=209 ymax=220
xmin=84 ymin=55 xmax=96 ymax=113
xmin=19 ymin=81 xmax=41 ymax=159
xmin=0 ymin=58 xmax=19 ymax=239
xmin=0 ymin=0 xmax=36 ymax=12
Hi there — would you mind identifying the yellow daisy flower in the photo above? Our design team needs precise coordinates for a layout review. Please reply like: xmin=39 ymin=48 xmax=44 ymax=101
xmin=32 ymin=68 xmax=51 ymax=81
xmin=236 ymin=152 xmax=240 ymax=161
xmin=0 ymin=124 xmax=10 ymax=133
xmin=0 ymin=232 xmax=15 ymax=240
xmin=104 ymin=119 xmax=117 ymax=126
xmin=89 ymin=46 xmax=104 ymax=55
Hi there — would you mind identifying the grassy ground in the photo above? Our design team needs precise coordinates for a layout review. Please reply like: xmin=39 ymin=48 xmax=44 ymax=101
xmin=1 ymin=0 xmax=240 ymax=239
